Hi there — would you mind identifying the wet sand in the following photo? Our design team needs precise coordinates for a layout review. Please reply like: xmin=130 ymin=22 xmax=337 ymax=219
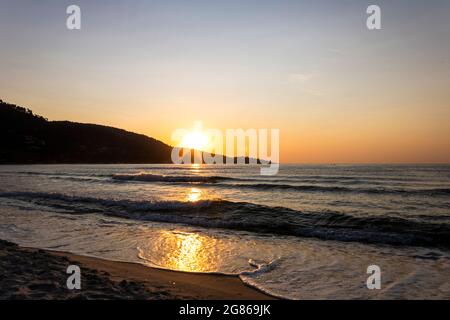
xmin=0 ymin=239 xmax=273 ymax=300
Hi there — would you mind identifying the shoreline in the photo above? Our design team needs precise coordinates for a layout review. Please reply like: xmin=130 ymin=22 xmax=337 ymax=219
xmin=0 ymin=239 xmax=274 ymax=300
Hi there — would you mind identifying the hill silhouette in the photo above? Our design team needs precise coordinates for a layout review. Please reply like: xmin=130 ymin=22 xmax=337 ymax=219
xmin=0 ymin=100 xmax=173 ymax=164
xmin=0 ymin=100 xmax=265 ymax=165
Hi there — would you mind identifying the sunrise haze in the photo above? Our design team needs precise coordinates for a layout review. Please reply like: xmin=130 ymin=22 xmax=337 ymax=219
xmin=1 ymin=0 xmax=449 ymax=163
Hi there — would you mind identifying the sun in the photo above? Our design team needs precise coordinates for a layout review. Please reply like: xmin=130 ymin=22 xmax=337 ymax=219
xmin=180 ymin=131 xmax=208 ymax=150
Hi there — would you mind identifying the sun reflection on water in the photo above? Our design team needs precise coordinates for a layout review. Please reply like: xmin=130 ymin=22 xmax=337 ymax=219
xmin=187 ymin=188 xmax=202 ymax=202
xmin=173 ymin=232 xmax=204 ymax=271
xmin=139 ymin=230 xmax=219 ymax=273
xmin=189 ymin=163 xmax=202 ymax=173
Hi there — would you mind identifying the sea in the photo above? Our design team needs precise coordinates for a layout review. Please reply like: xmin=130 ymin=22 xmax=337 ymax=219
xmin=0 ymin=164 xmax=449 ymax=299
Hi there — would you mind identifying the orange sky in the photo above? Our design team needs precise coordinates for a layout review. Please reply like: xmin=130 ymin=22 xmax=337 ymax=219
xmin=1 ymin=1 xmax=449 ymax=163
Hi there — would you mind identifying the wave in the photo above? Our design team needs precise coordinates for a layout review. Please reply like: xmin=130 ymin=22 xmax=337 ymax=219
xmin=1 ymin=191 xmax=449 ymax=248
xmin=239 ymin=258 xmax=289 ymax=299
xmin=221 ymin=183 xmax=450 ymax=196
xmin=112 ymin=173 xmax=234 ymax=183
xmin=13 ymin=171 xmax=111 ymax=178
xmin=241 ymin=258 xmax=281 ymax=277
xmin=112 ymin=173 xmax=450 ymax=196
xmin=138 ymin=247 xmax=287 ymax=299
xmin=11 ymin=171 xmax=450 ymax=197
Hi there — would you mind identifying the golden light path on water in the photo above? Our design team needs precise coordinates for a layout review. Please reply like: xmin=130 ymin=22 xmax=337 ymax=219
xmin=139 ymin=184 xmax=220 ymax=273
xmin=139 ymin=230 xmax=220 ymax=273
xmin=188 ymin=163 xmax=202 ymax=173
xmin=187 ymin=187 xmax=202 ymax=202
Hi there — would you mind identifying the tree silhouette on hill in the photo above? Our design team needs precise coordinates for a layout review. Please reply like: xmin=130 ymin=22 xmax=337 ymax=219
xmin=0 ymin=100 xmax=173 ymax=164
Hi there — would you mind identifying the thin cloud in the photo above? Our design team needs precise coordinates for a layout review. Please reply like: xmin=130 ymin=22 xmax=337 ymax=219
xmin=289 ymin=71 xmax=319 ymax=83
xmin=288 ymin=72 xmax=323 ymax=96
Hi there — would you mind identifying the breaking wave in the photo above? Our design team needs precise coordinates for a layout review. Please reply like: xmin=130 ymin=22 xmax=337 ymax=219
xmin=224 ymin=183 xmax=450 ymax=196
xmin=1 ymin=191 xmax=449 ymax=248
xmin=111 ymin=174 xmax=450 ymax=196
xmin=112 ymin=173 xmax=233 ymax=183
xmin=13 ymin=171 xmax=450 ymax=197
xmin=239 ymin=258 xmax=288 ymax=299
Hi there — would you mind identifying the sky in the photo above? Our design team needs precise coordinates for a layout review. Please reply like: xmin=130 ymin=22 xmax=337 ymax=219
xmin=1 ymin=0 xmax=449 ymax=163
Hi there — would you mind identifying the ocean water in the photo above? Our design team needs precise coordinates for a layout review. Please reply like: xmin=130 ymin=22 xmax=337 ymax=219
xmin=0 ymin=164 xmax=449 ymax=299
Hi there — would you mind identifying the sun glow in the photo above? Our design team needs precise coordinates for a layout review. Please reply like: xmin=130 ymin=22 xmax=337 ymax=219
xmin=187 ymin=187 xmax=202 ymax=202
xmin=180 ymin=131 xmax=208 ymax=150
